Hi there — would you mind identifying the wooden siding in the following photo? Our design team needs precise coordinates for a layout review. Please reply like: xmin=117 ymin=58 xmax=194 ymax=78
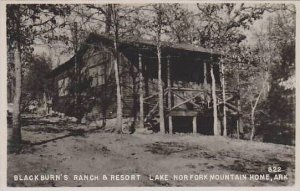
xmin=52 ymin=39 xmax=223 ymax=123
xmin=52 ymin=43 xmax=140 ymax=121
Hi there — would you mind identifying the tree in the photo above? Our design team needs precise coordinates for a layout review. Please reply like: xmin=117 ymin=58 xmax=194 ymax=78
xmin=139 ymin=4 xmax=179 ymax=134
xmin=109 ymin=4 xmax=123 ymax=133
xmin=131 ymin=4 xmax=199 ymax=133
xmin=195 ymin=3 xmax=267 ymax=137
xmin=155 ymin=4 xmax=166 ymax=134
xmin=22 ymin=55 xmax=53 ymax=112
xmin=7 ymin=4 xmax=71 ymax=146
xmin=163 ymin=4 xmax=194 ymax=44
xmin=210 ymin=62 xmax=219 ymax=136
xmin=68 ymin=4 xmax=143 ymax=132
xmin=229 ymin=4 xmax=296 ymax=143
xmin=108 ymin=4 xmax=143 ymax=133
xmin=254 ymin=6 xmax=295 ymax=144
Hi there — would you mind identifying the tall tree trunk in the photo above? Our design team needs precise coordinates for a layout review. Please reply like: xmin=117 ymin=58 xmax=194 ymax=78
xmin=250 ymin=108 xmax=255 ymax=141
xmin=221 ymin=63 xmax=227 ymax=136
xmin=113 ymin=40 xmax=122 ymax=133
xmin=236 ymin=61 xmax=241 ymax=139
xmin=12 ymin=42 xmax=22 ymax=145
xmin=73 ymin=22 xmax=80 ymax=123
xmin=250 ymin=81 xmax=265 ymax=141
xmin=211 ymin=65 xmax=219 ymax=136
xmin=100 ymin=4 xmax=112 ymax=127
xmin=237 ymin=99 xmax=241 ymax=139
xmin=111 ymin=5 xmax=122 ymax=133
xmin=138 ymin=53 xmax=144 ymax=129
xmin=157 ymin=8 xmax=165 ymax=134
xmin=157 ymin=42 xmax=165 ymax=134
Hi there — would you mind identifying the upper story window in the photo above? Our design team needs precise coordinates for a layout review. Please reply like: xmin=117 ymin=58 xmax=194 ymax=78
xmin=58 ymin=77 xmax=70 ymax=97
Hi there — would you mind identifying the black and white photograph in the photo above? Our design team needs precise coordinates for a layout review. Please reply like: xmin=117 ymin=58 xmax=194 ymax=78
xmin=4 ymin=1 xmax=296 ymax=187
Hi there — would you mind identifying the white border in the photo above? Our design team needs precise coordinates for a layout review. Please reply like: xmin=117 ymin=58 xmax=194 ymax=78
xmin=0 ymin=0 xmax=7 ymax=190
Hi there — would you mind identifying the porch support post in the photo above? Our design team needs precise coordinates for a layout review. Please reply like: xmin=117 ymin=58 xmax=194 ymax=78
xmin=167 ymin=55 xmax=173 ymax=134
xmin=139 ymin=53 xmax=144 ymax=128
xmin=221 ymin=62 xmax=227 ymax=136
xmin=193 ymin=116 xmax=197 ymax=134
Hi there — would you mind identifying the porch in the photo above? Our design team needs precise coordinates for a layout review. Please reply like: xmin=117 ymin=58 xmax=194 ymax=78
xmin=132 ymin=52 xmax=241 ymax=135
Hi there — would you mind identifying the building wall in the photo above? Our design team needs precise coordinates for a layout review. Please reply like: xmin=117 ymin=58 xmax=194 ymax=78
xmin=52 ymin=44 xmax=140 ymax=121
xmin=52 ymin=42 xmax=223 ymax=124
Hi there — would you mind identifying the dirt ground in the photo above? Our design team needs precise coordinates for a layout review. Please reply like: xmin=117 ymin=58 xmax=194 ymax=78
xmin=7 ymin=115 xmax=295 ymax=187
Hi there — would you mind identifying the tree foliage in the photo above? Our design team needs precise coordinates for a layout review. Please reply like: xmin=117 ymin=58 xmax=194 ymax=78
xmin=22 ymin=55 xmax=53 ymax=111
xmin=7 ymin=4 xmax=71 ymax=145
xmin=256 ymin=6 xmax=295 ymax=145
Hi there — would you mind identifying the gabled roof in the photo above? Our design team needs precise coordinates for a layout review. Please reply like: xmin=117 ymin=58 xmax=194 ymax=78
xmin=50 ymin=33 xmax=219 ymax=76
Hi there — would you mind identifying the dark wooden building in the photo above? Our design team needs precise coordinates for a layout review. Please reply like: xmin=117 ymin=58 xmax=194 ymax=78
xmin=50 ymin=33 xmax=240 ymax=135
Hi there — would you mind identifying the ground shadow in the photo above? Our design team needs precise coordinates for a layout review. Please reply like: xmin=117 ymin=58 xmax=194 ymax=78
xmin=8 ymin=123 xmax=106 ymax=154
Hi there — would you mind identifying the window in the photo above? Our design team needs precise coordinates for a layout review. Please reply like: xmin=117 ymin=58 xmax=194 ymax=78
xmin=88 ymin=64 xmax=105 ymax=87
xmin=58 ymin=77 xmax=69 ymax=96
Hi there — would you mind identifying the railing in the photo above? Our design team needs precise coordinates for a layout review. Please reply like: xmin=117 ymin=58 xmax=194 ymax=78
xmin=144 ymin=87 xmax=237 ymax=118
